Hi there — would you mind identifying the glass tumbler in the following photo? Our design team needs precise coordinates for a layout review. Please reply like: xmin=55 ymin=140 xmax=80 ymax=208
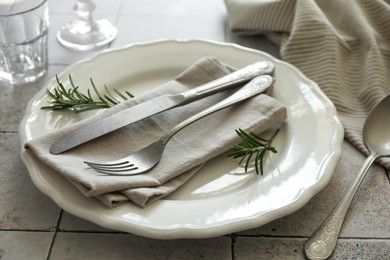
xmin=0 ymin=0 xmax=49 ymax=85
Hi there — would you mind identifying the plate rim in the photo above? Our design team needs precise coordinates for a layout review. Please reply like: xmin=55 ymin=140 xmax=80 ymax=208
xmin=19 ymin=38 xmax=344 ymax=239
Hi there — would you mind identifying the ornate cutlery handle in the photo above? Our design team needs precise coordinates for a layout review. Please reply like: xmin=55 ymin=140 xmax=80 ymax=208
xmin=304 ymin=153 xmax=377 ymax=259
xmin=184 ymin=61 xmax=274 ymax=100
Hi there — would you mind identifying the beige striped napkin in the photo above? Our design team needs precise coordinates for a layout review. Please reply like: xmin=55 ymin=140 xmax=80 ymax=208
xmin=225 ymin=0 xmax=390 ymax=166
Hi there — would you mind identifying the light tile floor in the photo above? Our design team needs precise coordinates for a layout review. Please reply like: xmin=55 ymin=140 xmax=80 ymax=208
xmin=1 ymin=0 xmax=389 ymax=259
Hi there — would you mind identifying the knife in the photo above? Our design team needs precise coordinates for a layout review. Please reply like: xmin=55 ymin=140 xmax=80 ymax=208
xmin=50 ymin=61 xmax=275 ymax=154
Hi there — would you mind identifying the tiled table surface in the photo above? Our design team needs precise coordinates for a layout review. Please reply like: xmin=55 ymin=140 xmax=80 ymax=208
xmin=1 ymin=0 xmax=389 ymax=259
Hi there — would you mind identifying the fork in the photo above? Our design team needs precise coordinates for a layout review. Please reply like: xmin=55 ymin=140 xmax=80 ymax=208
xmin=84 ymin=75 xmax=273 ymax=175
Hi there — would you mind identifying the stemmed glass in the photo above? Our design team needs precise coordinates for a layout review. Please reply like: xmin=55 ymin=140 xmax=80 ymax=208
xmin=57 ymin=0 xmax=117 ymax=51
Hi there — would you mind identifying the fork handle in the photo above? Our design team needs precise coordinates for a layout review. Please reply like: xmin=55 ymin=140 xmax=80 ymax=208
xmin=162 ymin=75 xmax=274 ymax=143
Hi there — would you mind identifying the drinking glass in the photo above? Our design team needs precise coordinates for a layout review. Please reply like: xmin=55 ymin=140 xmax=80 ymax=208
xmin=57 ymin=0 xmax=117 ymax=51
xmin=0 ymin=0 xmax=49 ymax=85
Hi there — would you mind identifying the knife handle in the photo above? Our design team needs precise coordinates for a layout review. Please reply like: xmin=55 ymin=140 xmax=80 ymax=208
xmin=163 ymin=75 xmax=273 ymax=143
xmin=183 ymin=61 xmax=274 ymax=101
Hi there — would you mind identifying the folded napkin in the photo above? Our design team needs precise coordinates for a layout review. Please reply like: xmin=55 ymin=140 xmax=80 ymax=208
xmin=225 ymin=0 xmax=390 ymax=167
xmin=25 ymin=57 xmax=287 ymax=208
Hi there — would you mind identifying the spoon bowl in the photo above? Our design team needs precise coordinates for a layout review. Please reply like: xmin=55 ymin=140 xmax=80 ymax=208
xmin=364 ymin=95 xmax=390 ymax=156
xmin=305 ymin=95 xmax=390 ymax=259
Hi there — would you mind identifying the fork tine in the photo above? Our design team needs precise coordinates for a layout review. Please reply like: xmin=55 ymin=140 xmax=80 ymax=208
xmin=87 ymin=162 xmax=138 ymax=171
xmin=92 ymin=167 xmax=139 ymax=175
xmin=89 ymin=165 xmax=138 ymax=171
xmin=84 ymin=160 xmax=129 ymax=167
xmin=92 ymin=166 xmax=139 ymax=172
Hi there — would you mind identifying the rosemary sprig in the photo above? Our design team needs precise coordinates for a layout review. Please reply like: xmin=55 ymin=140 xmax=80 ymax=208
xmin=228 ymin=128 xmax=279 ymax=175
xmin=41 ymin=75 xmax=134 ymax=112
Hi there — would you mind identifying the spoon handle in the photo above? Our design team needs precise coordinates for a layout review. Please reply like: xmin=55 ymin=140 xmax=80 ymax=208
xmin=304 ymin=152 xmax=377 ymax=259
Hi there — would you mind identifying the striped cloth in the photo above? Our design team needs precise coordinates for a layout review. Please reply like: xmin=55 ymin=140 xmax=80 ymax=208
xmin=225 ymin=0 xmax=390 ymax=166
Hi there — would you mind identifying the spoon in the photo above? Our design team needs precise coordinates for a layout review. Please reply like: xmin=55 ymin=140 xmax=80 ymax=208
xmin=304 ymin=95 xmax=390 ymax=259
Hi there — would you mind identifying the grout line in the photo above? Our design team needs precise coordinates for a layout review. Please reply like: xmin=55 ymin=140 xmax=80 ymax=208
xmin=229 ymin=234 xmax=237 ymax=260
xmin=55 ymin=229 xmax=127 ymax=234
xmin=0 ymin=229 xmax=55 ymax=232
xmin=46 ymin=210 xmax=64 ymax=260
xmin=234 ymin=234 xmax=308 ymax=239
xmin=233 ymin=234 xmax=390 ymax=240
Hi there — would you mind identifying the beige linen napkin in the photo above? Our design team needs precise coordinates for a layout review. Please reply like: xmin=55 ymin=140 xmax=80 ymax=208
xmin=25 ymin=57 xmax=287 ymax=208
xmin=225 ymin=0 xmax=390 ymax=166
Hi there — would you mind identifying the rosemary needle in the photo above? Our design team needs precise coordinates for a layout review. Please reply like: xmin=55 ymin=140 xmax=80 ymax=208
xmin=228 ymin=128 xmax=279 ymax=175
xmin=41 ymin=75 xmax=134 ymax=112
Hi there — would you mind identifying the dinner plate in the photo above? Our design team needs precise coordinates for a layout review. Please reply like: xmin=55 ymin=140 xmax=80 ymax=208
xmin=19 ymin=39 xmax=343 ymax=239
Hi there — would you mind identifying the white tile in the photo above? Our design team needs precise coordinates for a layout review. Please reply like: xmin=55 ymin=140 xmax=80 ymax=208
xmin=50 ymin=233 xmax=231 ymax=259
xmin=0 ymin=231 xmax=53 ymax=259
xmin=235 ymin=237 xmax=305 ymax=260
xmin=234 ymin=237 xmax=390 ymax=260
xmin=120 ymin=0 xmax=227 ymax=17
xmin=48 ymin=0 xmax=123 ymax=15
xmin=0 ymin=65 xmax=68 ymax=131
xmin=0 ymin=78 xmax=44 ymax=131
xmin=330 ymin=239 xmax=390 ymax=260
xmin=0 ymin=133 xmax=61 ymax=230
xmin=111 ymin=15 xmax=225 ymax=48
xmin=59 ymin=212 xmax=113 ymax=232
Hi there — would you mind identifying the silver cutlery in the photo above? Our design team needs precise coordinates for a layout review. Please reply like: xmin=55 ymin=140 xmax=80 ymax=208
xmin=50 ymin=61 xmax=275 ymax=155
xmin=84 ymin=75 xmax=274 ymax=175
xmin=305 ymin=95 xmax=390 ymax=259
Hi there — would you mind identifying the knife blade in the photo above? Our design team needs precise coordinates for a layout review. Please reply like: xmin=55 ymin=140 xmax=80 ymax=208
xmin=50 ymin=61 xmax=274 ymax=154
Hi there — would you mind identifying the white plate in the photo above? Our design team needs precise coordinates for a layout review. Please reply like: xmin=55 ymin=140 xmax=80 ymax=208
xmin=19 ymin=39 xmax=344 ymax=239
